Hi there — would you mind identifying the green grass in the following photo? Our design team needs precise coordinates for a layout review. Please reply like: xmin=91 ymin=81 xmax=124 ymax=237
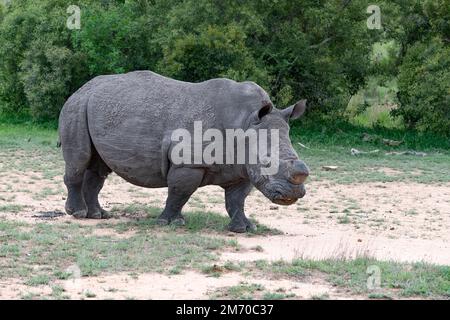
xmin=213 ymin=282 xmax=295 ymax=300
xmin=110 ymin=203 xmax=282 ymax=236
xmin=337 ymin=214 xmax=351 ymax=224
xmin=0 ymin=123 xmax=58 ymax=150
xmin=211 ymin=282 xmax=265 ymax=300
xmin=291 ymin=120 xmax=450 ymax=184
xmin=0 ymin=218 xmax=231 ymax=285
xmin=201 ymin=261 xmax=243 ymax=277
xmin=25 ymin=274 xmax=51 ymax=286
xmin=0 ymin=204 xmax=26 ymax=213
xmin=262 ymin=290 xmax=295 ymax=300
xmin=254 ymin=258 xmax=450 ymax=299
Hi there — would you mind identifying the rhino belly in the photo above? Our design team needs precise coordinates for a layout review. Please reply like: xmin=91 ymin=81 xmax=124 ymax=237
xmin=87 ymin=110 xmax=167 ymax=188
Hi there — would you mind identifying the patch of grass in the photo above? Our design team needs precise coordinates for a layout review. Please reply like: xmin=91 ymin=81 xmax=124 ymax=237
xmin=110 ymin=204 xmax=281 ymax=236
xmin=405 ymin=209 xmax=419 ymax=216
xmin=21 ymin=292 xmax=40 ymax=300
xmin=337 ymin=215 xmax=351 ymax=224
xmin=0 ymin=243 xmax=21 ymax=257
xmin=291 ymin=120 xmax=450 ymax=184
xmin=0 ymin=219 xmax=229 ymax=285
xmin=254 ymin=258 xmax=450 ymax=299
xmin=213 ymin=282 xmax=265 ymax=300
xmin=84 ymin=290 xmax=97 ymax=298
xmin=53 ymin=270 xmax=72 ymax=280
xmin=368 ymin=292 xmax=393 ymax=299
xmin=255 ymin=259 xmax=307 ymax=278
xmin=263 ymin=291 xmax=295 ymax=300
xmin=0 ymin=204 xmax=26 ymax=213
xmin=110 ymin=203 xmax=161 ymax=217
xmin=201 ymin=264 xmax=226 ymax=278
xmin=186 ymin=211 xmax=282 ymax=235
xmin=201 ymin=261 xmax=242 ymax=277
xmin=51 ymin=285 xmax=69 ymax=300
xmin=251 ymin=245 xmax=264 ymax=252
xmin=311 ymin=293 xmax=330 ymax=300
xmin=25 ymin=275 xmax=50 ymax=286
xmin=224 ymin=261 xmax=242 ymax=272
xmin=0 ymin=123 xmax=57 ymax=149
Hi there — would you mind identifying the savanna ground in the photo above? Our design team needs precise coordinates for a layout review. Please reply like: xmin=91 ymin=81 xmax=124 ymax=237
xmin=0 ymin=123 xmax=449 ymax=300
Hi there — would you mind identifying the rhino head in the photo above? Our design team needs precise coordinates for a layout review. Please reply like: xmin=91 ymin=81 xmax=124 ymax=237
xmin=245 ymin=99 xmax=309 ymax=205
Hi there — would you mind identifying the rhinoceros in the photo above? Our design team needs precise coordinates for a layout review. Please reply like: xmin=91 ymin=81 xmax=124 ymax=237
xmin=58 ymin=71 xmax=309 ymax=232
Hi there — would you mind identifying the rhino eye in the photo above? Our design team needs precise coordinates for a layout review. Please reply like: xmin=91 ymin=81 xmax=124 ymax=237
xmin=260 ymin=158 xmax=271 ymax=167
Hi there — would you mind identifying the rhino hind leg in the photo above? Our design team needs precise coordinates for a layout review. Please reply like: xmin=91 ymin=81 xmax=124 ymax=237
xmin=63 ymin=143 xmax=91 ymax=219
xmin=157 ymin=167 xmax=204 ymax=226
xmin=225 ymin=182 xmax=256 ymax=233
xmin=64 ymin=170 xmax=88 ymax=219
xmin=83 ymin=152 xmax=112 ymax=219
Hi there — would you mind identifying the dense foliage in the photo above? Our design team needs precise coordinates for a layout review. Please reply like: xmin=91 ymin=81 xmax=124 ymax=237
xmin=0 ymin=0 xmax=448 ymax=136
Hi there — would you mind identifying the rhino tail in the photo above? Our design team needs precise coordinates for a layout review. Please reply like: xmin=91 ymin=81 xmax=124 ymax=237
xmin=161 ymin=134 xmax=171 ymax=179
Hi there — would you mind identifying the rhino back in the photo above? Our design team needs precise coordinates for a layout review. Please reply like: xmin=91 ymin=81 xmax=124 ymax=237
xmin=83 ymin=71 xmax=270 ymax=187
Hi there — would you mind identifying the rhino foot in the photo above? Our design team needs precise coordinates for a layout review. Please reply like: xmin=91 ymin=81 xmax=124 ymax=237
xmin=156 ymin=214 xmax=185 ymax=227
xmin=72 ymin=209 xmax=88 ymax=219
xmin=87 ymin=209 xmax=102 ymax=219
xmin=170 ymin=216 xmax=186 ymax=226
xmin=228 ymin=219 xmax=257 ymax=233
xmin=156 ymin=218 xmax=169 ymax=226
xmin=100 ymin=209 xmax=112 ymax=219
xmin=86 ymin=207 xmax=111 ymax=219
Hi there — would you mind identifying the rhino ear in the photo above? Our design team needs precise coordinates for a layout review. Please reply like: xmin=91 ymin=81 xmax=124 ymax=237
xmin=282 ymin=99 xmax=307 ymax=121
xmin=258 ymin=102 xmax=273 ymax=119
xmin=248 ymin=102 xmax=273 ymax=125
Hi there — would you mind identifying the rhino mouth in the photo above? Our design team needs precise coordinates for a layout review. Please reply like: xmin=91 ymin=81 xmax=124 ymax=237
xmin=272 ymin=197 xmax=298 ymax=206
xmin=268 ymin=183 xmax=306 ymax=206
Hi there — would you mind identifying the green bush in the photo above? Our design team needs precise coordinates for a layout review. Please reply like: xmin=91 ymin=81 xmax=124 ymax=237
xmin=19 ymin=42 xmax=75 ymax=122
xmin=395 ymin=39 xmax=450 ymax=136
xmin=383 ymin=0 xmax=450 ymax=136
xmin=157 ymin=24 xmax=269 ymax=86
xmin=0 ymin=0 xmax=390 ymax=124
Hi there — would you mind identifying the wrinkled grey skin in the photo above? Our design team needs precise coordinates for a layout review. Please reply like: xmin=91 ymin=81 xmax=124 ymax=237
xmin=59 ymin=71 xmax=309 ymax=233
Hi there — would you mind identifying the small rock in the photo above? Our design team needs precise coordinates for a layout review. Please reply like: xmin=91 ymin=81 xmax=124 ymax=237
xmin=357 ymin=239 xmax=362 ymax=242
xmin=269 ymin=205 xmax=279 ymax=210
xmin=322 ymin=166 xmax=338 ymax=171
xmin=390 ymin=227 xmax=395 ymax=230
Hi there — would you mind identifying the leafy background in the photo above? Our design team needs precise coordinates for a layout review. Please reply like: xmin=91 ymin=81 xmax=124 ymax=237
xmin=0 ymin=0 xmax=448 ymax=136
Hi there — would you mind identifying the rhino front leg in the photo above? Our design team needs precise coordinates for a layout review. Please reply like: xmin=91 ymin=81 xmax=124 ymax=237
xmin=157 ymin=167 xmax=204 ymax=226
xmin=225 ymin=181 xmax=256 ymax=233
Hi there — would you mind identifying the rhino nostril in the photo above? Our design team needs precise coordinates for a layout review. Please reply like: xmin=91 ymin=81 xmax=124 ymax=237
xmin=289 ymin=172 xmax=308 ymax=184
xmin=288 ymin=161 xmax=309 ymax=184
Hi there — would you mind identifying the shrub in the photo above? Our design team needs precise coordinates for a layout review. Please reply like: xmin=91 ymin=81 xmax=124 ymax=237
xmin=394 ymin=39 xmax=450 ymax=136
xmin=0 ymin=0 xmax=377 ymax=122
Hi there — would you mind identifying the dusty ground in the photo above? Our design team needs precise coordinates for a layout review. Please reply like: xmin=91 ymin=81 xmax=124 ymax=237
xmin=1 ymin=161 xmax=449 ymax=299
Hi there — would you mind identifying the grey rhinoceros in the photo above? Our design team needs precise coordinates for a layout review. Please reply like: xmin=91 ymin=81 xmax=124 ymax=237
xmin=58 ymin=71 xmax=309 ymax=232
